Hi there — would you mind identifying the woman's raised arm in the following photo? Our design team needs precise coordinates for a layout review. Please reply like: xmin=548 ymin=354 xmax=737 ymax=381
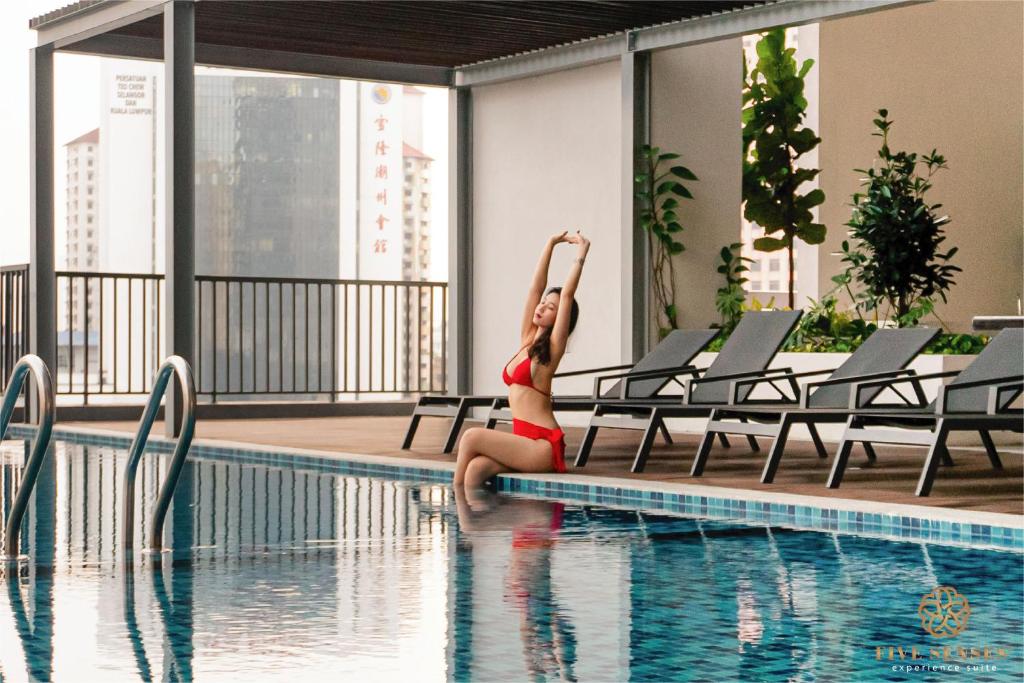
xmin=549 ymin=232 xmax=590 ymax=359
xmin=518 ymin=231 xmax=569 ymax=343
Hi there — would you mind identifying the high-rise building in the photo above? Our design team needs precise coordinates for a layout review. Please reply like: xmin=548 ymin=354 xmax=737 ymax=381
xmin=195 ymin=76 xmax=342 ymax=278
xmin=64 ymin=128 xmax=100 ymax=331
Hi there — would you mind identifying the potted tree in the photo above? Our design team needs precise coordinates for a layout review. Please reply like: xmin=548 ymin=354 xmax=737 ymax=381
xmin=742 ymin=28 xmax=825 ymax=310
xmin=840 ymin=109 xmax=960 ymax=327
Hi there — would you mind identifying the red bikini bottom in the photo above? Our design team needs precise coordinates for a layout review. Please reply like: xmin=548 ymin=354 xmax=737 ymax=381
xmin=512 ymin=418 xmax=567 ymax=473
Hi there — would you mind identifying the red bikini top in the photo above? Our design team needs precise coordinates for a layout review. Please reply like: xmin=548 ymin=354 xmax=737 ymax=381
xmin=502 ymin=344 xmax=552 ymax=397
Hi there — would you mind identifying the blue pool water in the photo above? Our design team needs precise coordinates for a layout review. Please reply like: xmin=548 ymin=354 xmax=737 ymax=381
xmin=0 ymin=437 xmax=1021 ymax=682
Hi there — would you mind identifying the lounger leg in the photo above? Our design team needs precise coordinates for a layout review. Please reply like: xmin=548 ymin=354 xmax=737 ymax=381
xmin=939 ymin=448 xmax=954 ymax=467
xmin=863 ymin=443 xmax=877 ymax=464
xmin=574 ymin=406 xmax=602 ymax=468
xmin=916 ymin=420 xmax=950 ymax=497
xmin=737 ymin=416 xmax=760 ymax=451
xmin=979 ymin=430 xmax=1003 ymax=469
xmin=443 ymin=399 xmax=470 ymax=454
xmin=632 ymin=408 xmax=662 ymax=473
xmin=401 ymin=401 xmax=424 ymax=449
xmin=484 ymin=399 xmax=501 ymax=430
xmin=718 ymin=433 xmax=732 ymax=448
xmin=807 ymin=423 xmax=828 ymax=459
xmin=691 ymin=410 xmax=719 ymax=477
xmin=658 ymin=420 xmax=673 ymax=445
xmin=760 ymin=415 xmax=792 ymax=484
xmin=827 ymin=417 xmax=858 ymax=489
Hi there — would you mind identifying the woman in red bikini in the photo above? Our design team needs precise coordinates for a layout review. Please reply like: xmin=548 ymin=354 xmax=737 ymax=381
xmin=454 ymin=229 xmax=589 ymax=488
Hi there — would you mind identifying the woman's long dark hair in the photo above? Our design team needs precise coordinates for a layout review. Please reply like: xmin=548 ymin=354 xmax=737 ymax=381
xmin=529 ymin=287 xmax=579 ymax=365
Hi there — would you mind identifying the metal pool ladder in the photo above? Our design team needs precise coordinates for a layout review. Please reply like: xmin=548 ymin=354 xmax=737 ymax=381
xmin=122 ymin=355 xmax=197 ymax=554
xmin=0 ymin=355 xmax=56 ymax=561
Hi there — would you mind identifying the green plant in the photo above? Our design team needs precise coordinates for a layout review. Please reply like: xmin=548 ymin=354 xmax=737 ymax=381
xmin=926 ymin=333 xmax=988 ymax=355
xmin=714 ymin=243 xmax=751 ymax=334
xmin=636 ymin=144 xmax=698 ymax=339
xmin=843 ymin=109 xmax=960 ymax=326
xmin=785 ymin=295 xmax=876 ymax=352
xmin=742 ymin=27 xmax=826 ymax=310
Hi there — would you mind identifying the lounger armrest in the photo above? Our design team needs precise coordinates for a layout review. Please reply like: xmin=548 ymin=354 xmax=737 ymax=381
xmin=794 ymin=368 xmax=918 ymax=409
xmin=936 ymin=374 xmax=1024 ymax=414
xmin=553 ymin=363 xmax=634 ymax=379
xmin=590 ymin=364 xmax=699 ymax=399
xmin=619 ymin=365 xmax=701 ymax=399
xmin=987 ymin=380 xmax=1024 ymax=415
xmin=682 ymin=367 xmax=793 ymax=406
xmin=846 ymin=369 xmax=955 ymax=409
xmin=729 ymin=368 xmax=834 ymax=405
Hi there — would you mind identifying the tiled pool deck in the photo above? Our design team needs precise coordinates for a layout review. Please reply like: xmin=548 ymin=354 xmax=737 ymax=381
xmin=8 ymin=415 xmax=1019 ymax=551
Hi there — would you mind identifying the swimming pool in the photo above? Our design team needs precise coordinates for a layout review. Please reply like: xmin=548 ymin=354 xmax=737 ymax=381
xmin=0 ymin=437 xmax=1021 ymax=682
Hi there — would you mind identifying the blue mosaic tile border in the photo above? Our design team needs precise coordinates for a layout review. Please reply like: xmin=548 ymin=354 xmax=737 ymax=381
xmin=9 ymin=425 xmax=1022 ymax=551
xmin=499 ymin=478 xmax=1024 ymax=552
xmin=6 ymin=425 xmax=452 ymax=485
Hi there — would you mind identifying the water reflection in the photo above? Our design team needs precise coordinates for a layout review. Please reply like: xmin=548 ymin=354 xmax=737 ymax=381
xmin=0 ymin=439 xmax=1019 ymax=681
xmin=454 ymin=487 xmax=577 ymax=681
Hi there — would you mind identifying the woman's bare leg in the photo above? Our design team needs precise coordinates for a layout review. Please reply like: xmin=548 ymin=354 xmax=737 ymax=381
xmin=454 ymin=427 xmax=553 ymax=485
xmin=464 ymin=456 xmax=512 ymax=488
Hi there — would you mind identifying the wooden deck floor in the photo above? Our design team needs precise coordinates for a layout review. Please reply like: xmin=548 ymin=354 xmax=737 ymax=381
xmin=69 ymin=415 xmax=1023 ymax=515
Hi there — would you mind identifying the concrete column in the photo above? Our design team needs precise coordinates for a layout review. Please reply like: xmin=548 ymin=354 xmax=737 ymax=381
xmin=621 ymin=49 xmax=650 ymax=361
xmin=448 ymin=87 xmax=472 ymax=395
xmin=164 ymin=1 xmax=195 ymax=436
xmin=29 ymin=46 xmax=56 ymax=421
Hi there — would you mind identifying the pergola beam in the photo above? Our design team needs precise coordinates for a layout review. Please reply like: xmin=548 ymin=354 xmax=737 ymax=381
xmin=61 ymin=33 xmax=454 ymax=86
xmin=457 ymin=0 xmax=928 ymax=86
xmin=35 ymin=0 xmax=165 ymax=50
xmin=634 ymin=0 xmax=928 ymax=52
xmin=28 ymin=46 xmax=56 ymax=421
xmin=163 ymin=0 xmax=195 ymax=437
xmin=448 ymin=88 xmax=473 ymax=395
xmin=621 ymin=51 xmax=650 ymax=361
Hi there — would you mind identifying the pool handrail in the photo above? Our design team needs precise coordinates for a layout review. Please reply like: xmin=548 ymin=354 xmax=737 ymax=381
xmin=122 ymin=355 xmax=196 ymax=554
xmin=1 ymin=354 xmax=56 ymax=561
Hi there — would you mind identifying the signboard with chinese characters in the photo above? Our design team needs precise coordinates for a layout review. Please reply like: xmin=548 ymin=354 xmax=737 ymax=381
xmin=358 ymin=83 xmax=403 ymax=280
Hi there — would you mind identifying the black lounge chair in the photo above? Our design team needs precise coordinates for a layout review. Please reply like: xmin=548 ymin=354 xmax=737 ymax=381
xmin=690 ymin=327 xmax=940 ymax=483
xmin=401 ymin=328 xmax=718 ymax=453
xmin=574 ymin=310 xmax=803 ymax=473
xmin=829 ymin=327 xmax=1024 ymax=496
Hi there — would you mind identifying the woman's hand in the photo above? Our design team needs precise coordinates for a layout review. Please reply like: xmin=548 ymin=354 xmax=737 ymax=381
xmin=566 ymin=230 xmax=591 ymax=255
xmin=548 ymin=230 xmax=570 ymax=246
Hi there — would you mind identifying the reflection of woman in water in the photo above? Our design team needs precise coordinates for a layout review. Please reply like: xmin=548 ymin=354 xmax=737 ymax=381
xmin=454 ymin=230 xmax=589 ymax=488
xmin=454 ymin=487 xmax=577 ymax=681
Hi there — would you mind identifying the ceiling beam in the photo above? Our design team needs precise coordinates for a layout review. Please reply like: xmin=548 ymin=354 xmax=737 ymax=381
xmin=456 ymin=0 xmax=928 ymax=87
xmin=61 ymin=34 xmax=455 ymax=87
xmin=35 ymin=0 xmax=165 ymax=50
xmin=634 ymin=0 xmax=929 ymax=52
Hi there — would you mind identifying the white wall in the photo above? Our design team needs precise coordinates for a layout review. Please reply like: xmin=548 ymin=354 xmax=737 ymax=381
xmin=650 ymin=38 xmax=743 ymax=336
xmin=472 ymin=61 xmax=623 ymax=396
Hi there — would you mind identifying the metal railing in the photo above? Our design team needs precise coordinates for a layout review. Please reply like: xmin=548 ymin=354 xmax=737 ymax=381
xmin=195 ymin=275 xmax=447 ymax=400
xmin=0 ymin=266 xmax=29 ymax=394
xmin=1 ymin=355 xmax=56 ymax=561
xmin=122 ymin=355 xmax=196 ymax=553
xmin=0 ymin=268 xmax=449 ymax=402
xmin=56 ymin=270 xmax=166 ymax=400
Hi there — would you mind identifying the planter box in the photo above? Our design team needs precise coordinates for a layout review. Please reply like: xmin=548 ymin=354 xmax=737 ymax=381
xmin=553 ymin=352 xmax=1017 ymax=448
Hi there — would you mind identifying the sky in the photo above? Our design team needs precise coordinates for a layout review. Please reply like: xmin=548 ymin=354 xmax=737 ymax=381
xmin=0 ymin=1 xmax=449 ymax=280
